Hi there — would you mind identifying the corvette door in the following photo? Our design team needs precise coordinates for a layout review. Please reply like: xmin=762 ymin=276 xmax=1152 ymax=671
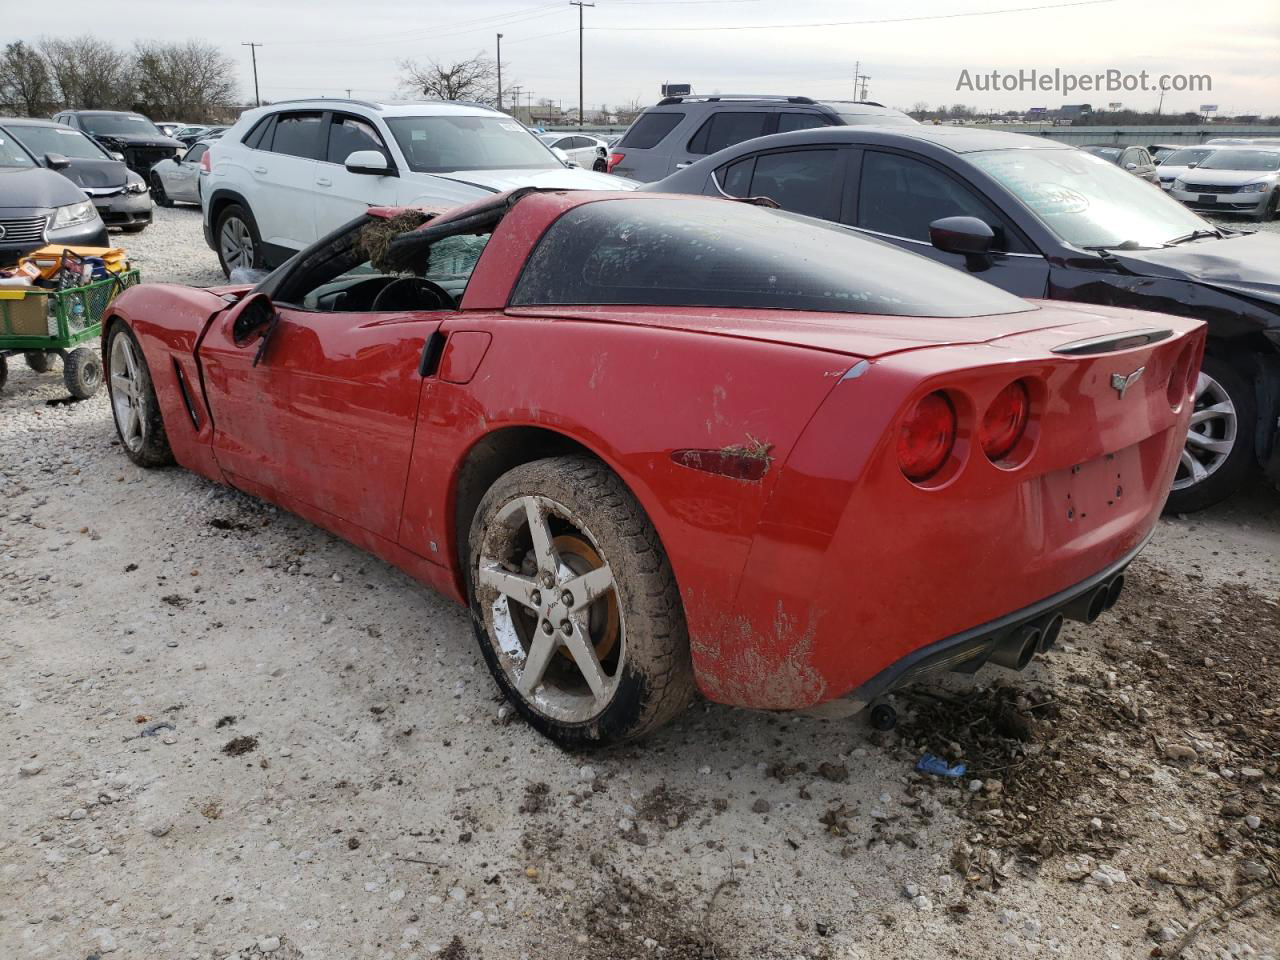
xmin=198 ymin=301 xmax=442 ymax=542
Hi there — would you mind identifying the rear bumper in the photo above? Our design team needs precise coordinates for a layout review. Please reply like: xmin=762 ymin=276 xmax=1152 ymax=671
xmin=845 ymin=533 xmax=1147 ymax=708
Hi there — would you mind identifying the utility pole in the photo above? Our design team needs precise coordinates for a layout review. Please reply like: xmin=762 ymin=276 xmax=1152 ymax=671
xmin=345 ymin=88 xmax=351 ymax=98
xmin=570 ymin=1 xmax=594 ymax=127
xmin=853 ymin=61 xmax=861 ymax=100
xmin=509 ymin=85 xmax=523 ymax=123
xmin=496 ymin=33 xmax=504 ymax=111
xmin=242 ymin=42 xmax=262 ymax=107
xmin=1157 ymin=87 xmax=1165 ymax=116
xmin=859 ymin=76 xmax=871 ymax=101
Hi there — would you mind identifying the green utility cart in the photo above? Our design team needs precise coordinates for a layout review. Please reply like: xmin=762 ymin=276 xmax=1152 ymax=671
xmin=0 ymin=269 xmax=140 ymax=399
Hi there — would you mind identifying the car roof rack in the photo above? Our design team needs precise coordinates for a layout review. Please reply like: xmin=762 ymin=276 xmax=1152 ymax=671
xmin=259 ymin=96 xmax=382 ymax=110
xmin=655 ymin=94 xmax=817 ymax=106
xmin=819 ymin=99 xmax=889 ymax=108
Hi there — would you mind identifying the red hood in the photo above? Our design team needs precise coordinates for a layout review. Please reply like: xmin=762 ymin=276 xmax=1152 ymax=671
xmin=504 ymin=300 xmax=1188 ymax=359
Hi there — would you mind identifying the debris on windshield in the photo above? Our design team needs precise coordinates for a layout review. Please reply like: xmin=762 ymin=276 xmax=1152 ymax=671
xmin=915 ymin=753 xmax=968 ymax=778
xmin=358 ymin=211 xmax=433 ymax=271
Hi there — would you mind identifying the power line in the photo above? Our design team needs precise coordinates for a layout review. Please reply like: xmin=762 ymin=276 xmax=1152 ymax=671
xmin=587 ymin=0 xmax=1118 ymax=30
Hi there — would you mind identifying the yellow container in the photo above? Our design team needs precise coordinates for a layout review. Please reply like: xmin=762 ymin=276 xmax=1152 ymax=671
xmin=19 ymin=246 xmax=128 ymax=280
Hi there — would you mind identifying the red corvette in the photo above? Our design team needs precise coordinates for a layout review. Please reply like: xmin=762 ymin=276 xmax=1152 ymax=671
xmin=103 ymin=189 xmax=1204 ymax=745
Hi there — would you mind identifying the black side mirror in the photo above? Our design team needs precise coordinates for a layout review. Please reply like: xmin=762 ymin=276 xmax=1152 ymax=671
xmin=45 ymin=153 xmax=71 ymax=170
xmin=929 ymin=216 xmax=996 ymax=270
xmin=230 ymin=292 xmax=275 ymax=345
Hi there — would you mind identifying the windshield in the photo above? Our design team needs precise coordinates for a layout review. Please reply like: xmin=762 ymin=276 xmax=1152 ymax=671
xmin=969 ymin=148 xmax=1208 ymax=249
xmin=1198 ymin=149 xmax=1280 ymax=172
xmin=0 ymin=133 xmax=35 ymax=167
xmin=386 ymin=115 xmax=560 ymax=173
xmin=512 ymin=197 xmax=1033 ymax=318
xmin=83 ymin=114 xmax=163 ymax=137
xmin=8 ymin=125 xmax=110 ymax=161
xmin=1162 ymin=147 xmax=1213 ymax=166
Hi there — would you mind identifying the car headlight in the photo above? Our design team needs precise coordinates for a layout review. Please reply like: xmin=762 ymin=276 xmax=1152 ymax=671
xmin=1172 ymin=178 xmax=1186 ymax=190
xmin=125 ymin=176 xmax=148 ymax=195
xmin=51 ymin=200 xmax=100 ymax=229
xmin=1239 ymin=182 xmax=1268 ymax=193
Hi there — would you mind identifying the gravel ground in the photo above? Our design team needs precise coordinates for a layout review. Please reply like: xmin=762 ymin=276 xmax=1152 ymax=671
xmin=1 ymin=206 xmax=1278 ymax=960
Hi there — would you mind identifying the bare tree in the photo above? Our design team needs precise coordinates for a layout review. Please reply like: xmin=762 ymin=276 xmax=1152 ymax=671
xmin=40 ymin=35 xmax=133 ymax=110
xmin=0 ymin=41 xmax=53 ymax=115
xmin=134 ymin=40 xmax=238 ymax=121
xmin=398 ymin=54 xmax=499 ymax=105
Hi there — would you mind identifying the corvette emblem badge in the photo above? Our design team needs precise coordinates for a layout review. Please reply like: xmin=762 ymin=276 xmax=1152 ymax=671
xmin=1111 ymin=366 xmax=1145 ymax=399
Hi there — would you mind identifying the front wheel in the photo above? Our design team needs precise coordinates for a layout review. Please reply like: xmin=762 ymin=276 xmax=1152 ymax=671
xmin=105 ymin=321 xmax=174 ymax=467
xmin=1253 ymin=190 xmax=1279 ymax=223
xmin=151 ymin=172 xmax=173 ymax=207
xmin=62 ymin=347 xmax=102 ymax=400
xmin=467 ymin=456 xmax=694 ymax=747
xmin=1165 ymin=354 xmax=1256 ymax=514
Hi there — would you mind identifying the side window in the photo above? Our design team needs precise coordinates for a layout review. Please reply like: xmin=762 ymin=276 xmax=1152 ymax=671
xmin=776 ymin=112 xmax=830 ymax=133
xmin=326 ymin=114 xmax=389 ymax=165
xmin=1135 ymin=148 xmax=1153 ymax=166
xmin=617 ymin=112 xmax=684 ymax=149
xmin=243 ymin=115 xmax=275 ymax=150
xmin=717 ymin=156 xmax=755 ymax=196
xmin=269 ymin=112 xmax=324 ymax=160
xmin=855 ymin=150 xmax=1023 ymax=250
xmin=184 ymin=143 xmax=208 ymax=164
xmin=746 ymin=149 xmax=839 ymax=219
xmin=1119 ymin=148 xmax=1137 ymax=167
xmin=687 ymin=112 xmax=769 ymax=155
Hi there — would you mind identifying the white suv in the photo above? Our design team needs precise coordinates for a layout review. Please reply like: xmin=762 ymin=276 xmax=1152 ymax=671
xmin=201 ymin=99 xmax=631 ymax=276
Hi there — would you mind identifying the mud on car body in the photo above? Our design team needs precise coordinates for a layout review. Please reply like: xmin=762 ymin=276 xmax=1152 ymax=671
xmin=99 ymin=189 xmax=1203 ymax=745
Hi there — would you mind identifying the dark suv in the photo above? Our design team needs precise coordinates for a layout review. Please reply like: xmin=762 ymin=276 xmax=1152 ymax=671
xmin=51 ymin=110 xmax=183 ymax=176
xmin=606 ymin=95 xmax=916 ymax=182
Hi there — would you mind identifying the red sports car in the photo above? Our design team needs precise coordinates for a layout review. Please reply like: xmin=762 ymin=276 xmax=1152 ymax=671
xmin=103 ymin=189 xmax=1204 ymax=745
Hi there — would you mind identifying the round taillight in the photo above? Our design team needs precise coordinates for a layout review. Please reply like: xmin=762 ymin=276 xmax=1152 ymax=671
xmin=980 ymin=380 xmax=1030 ymax=461
xmin=898 ymin=391 xmax=956 ymax=483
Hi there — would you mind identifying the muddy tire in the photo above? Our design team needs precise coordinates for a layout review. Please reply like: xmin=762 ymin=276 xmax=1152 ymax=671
xmin=24 ymin=351 xmax=52 ymax=373
xmin=62 ymin=347 xmax=102 ymax=400
xmin=104 ymin=321 xmax=174 ymax=468
xmin=467 ymin=455 xmax=694 ymax=747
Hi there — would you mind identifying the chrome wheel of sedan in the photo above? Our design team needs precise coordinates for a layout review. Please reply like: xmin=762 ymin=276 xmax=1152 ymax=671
xmin=477 ymin=494 xmax=624 ymax=725
xmin=1173 ymin=370 xmax=1237 ymax=491
xmin=110 ymin=333 xmax=147 ymax=453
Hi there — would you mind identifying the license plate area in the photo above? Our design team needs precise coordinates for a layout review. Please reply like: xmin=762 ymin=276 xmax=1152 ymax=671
xmin=1041 ymin=446 xmax=1139 ymax=534
xmin=1198 ymin=194 xmax=1217 ymax=204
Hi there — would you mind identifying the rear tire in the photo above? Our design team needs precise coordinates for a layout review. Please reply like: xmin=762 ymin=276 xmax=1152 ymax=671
xmin=215 ymin=203 xmax=263 ymax=278
xmin=1165 ymin=353 xmax=1256 ymax=514
xmin=467 ymin=455 xmax=694 ymax=747
xmin=24 ymin=351 xmax=52 ymax=373
xmin=151 ymin=172 xmax=173 ymax=207
xmin=1253 ymin=190 xmax=1279 ymax=223
xmin=105 ymin=321 xmax=174 ymax=468
xmin=62 ymin=347 xmax=102 ymax=400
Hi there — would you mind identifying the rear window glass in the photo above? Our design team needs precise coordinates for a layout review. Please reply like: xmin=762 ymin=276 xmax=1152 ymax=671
xmin=243 ymin=116 xmax=274 ymax=150
xmin=270 ymin=113 xmax=323 ymax=160
xmin=510 ymin=198 xmax=1033 ymax=318
xmin=688 ymin=112 xmax=769 ymax=155
xmin=618 ymin=112 xmax=684 ymax=149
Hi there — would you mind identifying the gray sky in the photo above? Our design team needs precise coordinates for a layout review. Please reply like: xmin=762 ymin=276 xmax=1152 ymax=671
xmin=33 ymin=0 xmax=1280 ymax=115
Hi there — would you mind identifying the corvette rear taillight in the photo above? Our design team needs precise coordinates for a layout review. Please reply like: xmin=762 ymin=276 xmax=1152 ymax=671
xmin=1167 ymin=342 xmax=1195 ymax=409
xmin=980 ymin=380 xmax=1030 ymax=461
xmin=606 ymin=151 xmax=624 ymax=174
xmin=898 ymin=391 xmax=956 ymax=483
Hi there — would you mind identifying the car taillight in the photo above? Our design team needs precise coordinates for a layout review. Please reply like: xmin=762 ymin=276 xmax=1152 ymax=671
xmin=898 ymin=391 xmax=956 ymax=483
xmin=606 ymin=151 xmax=624 ymax=174
xmin=980 ymin=380 xmax=1030 ymax=461
xmin=1168 ymin=342 xmax=1195 ymax=408
xmin=200 ymin=150 xmax=211 ymax=173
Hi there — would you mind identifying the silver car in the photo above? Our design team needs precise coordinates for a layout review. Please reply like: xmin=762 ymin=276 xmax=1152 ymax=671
xmin=537 ymin=133 xmax=608 ymax=171
xmin=148 ymin=141 xmax=211 ymax=207
xmin=1154 ymin=145 xmax=1217 ymax=190
xmin=1169 ymin=147 xmax=1280 ymax=221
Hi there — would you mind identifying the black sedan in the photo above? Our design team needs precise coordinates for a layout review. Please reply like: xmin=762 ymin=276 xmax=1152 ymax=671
xmin=649 ymin=125 xmax=1280 ymax=512
xmin=1 ymin=117 xmax=152 ymax=232
xmin=0 ymin=135 xmax=108 ymax=264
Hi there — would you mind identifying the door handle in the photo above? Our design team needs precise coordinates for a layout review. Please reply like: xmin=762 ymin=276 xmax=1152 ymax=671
xmin=675 ymin=162 xmax=692 ymax=169
xmin=252 ymin=166 xmax=267 ymax=175
xmin=315 ymin=177 xmax=332 ymax=187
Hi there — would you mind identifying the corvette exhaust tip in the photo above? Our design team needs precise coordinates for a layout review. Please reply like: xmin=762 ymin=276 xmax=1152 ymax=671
xmin=1037 ymin=613 xmax=1065 ymax=654
xmin=988 ymin=624 xmax=1040 ymax=671
xmin=1064 ymin=583 xmax=1113 ymax=624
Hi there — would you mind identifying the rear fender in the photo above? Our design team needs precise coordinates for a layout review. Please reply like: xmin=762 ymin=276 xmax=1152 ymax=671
xmin=104 ymin=284 xmax=229 ymax=481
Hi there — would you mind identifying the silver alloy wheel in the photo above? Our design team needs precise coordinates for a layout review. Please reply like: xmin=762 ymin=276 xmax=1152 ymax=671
xmin=219 ymin=216 xmax=254 ymax=271
xmin=476 ymin=494 xmax=624 ymax=724
xmin=1173 ymin=370 xmax=1237 ymax=491
xmin=109 ymin=334 xmax=146 ymax=453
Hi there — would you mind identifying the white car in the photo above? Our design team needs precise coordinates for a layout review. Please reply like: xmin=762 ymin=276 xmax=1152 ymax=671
xmin=201 ymin=99 xmax=633 ymax=275
xmin=537 ymin=133 xmax=609 ymax=171
xmin=148 ymin=141 xmax=212 ymax=206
